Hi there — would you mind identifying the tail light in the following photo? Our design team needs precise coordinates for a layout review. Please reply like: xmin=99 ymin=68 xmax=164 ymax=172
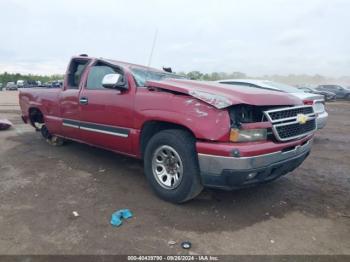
xmin=304 ymin=99 xmax=325 ymax=114
xmin=303 ymin=99 xmax=314 ymax=105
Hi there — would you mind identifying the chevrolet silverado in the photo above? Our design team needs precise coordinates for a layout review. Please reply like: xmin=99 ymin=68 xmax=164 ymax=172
xmin=19 ymin=55 xmax=317 ymax=203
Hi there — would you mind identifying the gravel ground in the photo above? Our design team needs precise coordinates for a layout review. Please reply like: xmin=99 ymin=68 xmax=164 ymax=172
xmin=0 ymin=91 xmax=349 ymax=255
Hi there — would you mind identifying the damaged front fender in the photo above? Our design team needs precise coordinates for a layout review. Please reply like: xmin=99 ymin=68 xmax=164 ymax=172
xmin=189 ymin=90 xmax=231 ymax=109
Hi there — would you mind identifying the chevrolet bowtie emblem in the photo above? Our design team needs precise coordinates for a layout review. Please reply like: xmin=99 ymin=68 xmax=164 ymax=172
xmin=297 ymin=114 xmax=308 ymax=124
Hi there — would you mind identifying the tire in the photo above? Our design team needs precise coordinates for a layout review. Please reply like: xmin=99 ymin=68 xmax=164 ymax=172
xmin=40 ymin=124 xmax=52 ymax=140
xmin=40 ymin=124 xmax=64 ymax=146
xmin=144 ymin=129 xmax=203 ymax=203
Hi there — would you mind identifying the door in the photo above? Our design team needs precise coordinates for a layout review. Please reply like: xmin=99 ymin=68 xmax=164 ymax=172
xmin=59 ymin=58 xmax=89 ymax=140
xmin=78 ymin=62 xmax=134 ymax=154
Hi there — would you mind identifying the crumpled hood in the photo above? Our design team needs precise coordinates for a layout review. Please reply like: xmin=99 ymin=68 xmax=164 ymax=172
xmin=145 ymin=79 xmax=302 ymax=108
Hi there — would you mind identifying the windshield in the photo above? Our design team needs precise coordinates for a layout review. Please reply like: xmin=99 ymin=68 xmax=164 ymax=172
xmin=131 ymin=68 xmax=186 ymax=86
xmin=262 ymin=81 xmax=303 ymax=93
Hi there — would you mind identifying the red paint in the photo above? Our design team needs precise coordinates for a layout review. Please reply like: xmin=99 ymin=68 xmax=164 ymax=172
xmin=240 ymin=122 xmax=272 ymax=130
xmin=19 ymin=56 xmax=309 ymax=160
xmin=196 ymin=134 xmax=313 ymax=157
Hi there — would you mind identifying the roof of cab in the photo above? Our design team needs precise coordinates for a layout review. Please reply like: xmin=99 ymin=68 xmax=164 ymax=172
xmin=72 ymin=54 xmax=164 ymax=73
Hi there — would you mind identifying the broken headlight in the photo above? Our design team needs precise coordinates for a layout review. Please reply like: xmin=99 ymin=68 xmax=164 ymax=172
xmin=230 ymin=128 xmax=267 ymax=142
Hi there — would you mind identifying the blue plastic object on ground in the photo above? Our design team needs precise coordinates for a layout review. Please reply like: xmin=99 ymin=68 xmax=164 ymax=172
xmin=110 ymin=209 xmax=133 ymax=227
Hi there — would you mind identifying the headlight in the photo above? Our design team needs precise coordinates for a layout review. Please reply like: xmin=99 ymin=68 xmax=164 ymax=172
xmin=313 ymin=102 xmax=325 ymax=113
xmin=230 ymin=128 xmax=267 ymax=142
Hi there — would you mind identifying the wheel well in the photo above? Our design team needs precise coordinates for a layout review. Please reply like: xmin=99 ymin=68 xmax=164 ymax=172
xmin=140 ymin=121 xmax=195 ymax=158
xmin=29 ymin=107 xmax=44 ymax=126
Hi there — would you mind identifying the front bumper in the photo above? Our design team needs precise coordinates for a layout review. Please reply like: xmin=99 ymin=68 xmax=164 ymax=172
xmin=316 ymin=111 xmax=328 ymax=129
xmin=197 ymin=139 xmax=312 ymax=190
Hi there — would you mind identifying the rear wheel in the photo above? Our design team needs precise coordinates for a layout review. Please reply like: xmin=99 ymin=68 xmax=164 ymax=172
xmin=144 ymin=129 xmax=203 ymax=203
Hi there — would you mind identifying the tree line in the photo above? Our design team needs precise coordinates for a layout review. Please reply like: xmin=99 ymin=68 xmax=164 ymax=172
xmin=0 ymin=72 xmax=64 ymax=85
xmin=1 ymin=70 xmax=349 ymax=86
xmin=177 ymin=71 xmax=247 ymax=81
xmin=178 ymin=71 xmax=350 ymax=86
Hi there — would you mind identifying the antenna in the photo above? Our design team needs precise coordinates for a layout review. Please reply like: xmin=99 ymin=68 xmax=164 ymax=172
xmin=147 ymin=28 xmax=158 ymax=67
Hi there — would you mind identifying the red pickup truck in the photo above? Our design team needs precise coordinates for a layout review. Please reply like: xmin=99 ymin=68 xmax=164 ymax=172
xmin=19 ymin=55 xmax=316 ymax=203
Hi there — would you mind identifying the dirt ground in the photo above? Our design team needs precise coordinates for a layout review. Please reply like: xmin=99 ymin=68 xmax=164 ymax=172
xmin=0 ymin=91 xmax=349 ymax=255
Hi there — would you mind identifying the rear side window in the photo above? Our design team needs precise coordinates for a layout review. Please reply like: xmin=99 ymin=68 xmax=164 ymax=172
xmin=86 ymin=64 xmax=117 ymax=89
xmin=67 ymin=60 xmax=89 ymax=89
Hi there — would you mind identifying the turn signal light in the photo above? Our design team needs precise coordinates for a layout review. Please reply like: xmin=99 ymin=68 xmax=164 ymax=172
xmin=303 ymin=100 xmax=314 ymax=105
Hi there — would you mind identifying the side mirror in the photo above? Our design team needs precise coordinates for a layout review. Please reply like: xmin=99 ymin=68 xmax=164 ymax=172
xmin=102 ymin=73 xmax=127 ymax=90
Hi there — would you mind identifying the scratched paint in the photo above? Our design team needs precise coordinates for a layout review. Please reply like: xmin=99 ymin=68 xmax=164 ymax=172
xmin=185 ymin=99 xmax=195 ymax=105
xmin=195 ymin=108 xmax=209 ymax=117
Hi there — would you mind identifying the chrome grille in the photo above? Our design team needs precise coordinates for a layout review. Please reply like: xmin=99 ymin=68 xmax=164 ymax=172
xmin=276 ymin=120 xmax=316 ymax=139
xmin=268 ymin=107 xmax=313 ymax=121
xmin=264 ymin=106 xmax=317 ymax=141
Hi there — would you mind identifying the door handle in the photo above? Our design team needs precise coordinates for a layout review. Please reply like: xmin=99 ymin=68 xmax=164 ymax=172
xmin=79 ymin=97 xmax=88 ymax=105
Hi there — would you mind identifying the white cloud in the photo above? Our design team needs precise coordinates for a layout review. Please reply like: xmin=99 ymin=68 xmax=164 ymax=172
xmin=0 ymin=0 xmax=349 ymax=76
xmin=276 ymin=29 xmax=308 ymax=46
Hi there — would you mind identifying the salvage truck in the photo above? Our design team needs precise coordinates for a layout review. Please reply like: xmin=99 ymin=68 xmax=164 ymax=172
xmin=19 ymin=55 xmax=317 ymax=203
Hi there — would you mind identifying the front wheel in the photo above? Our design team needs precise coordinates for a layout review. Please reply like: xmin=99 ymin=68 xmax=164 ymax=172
xmin=144 ymin=129 xmax=203 ymax=203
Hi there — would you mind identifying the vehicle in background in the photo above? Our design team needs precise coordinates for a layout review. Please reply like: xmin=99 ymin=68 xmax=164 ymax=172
xmin=47 ymin=81 xmax=57 ymax=88
xmin=55 ymin=80 xmax=63 ymax=88
xmin=6 ymin=82 xmax=18 ymax=90
xmin=44 ymin=80 xmax=63 ymax=88
xmin=316 ymin=85 xmax=350 ymax=99
xmin=17 ymin=80 xmax=25 ymax=88
xmin=217 ymin=79 xmax=328 ymax=129
xmin=0 ymin=83 xmax=3 ymax=90
xmin=26 ymin=80 xmax=39 ymax=88
xmin=297 ymin=86 xmax=336 ymax=102
xmin=14 ymin=80 xmax=39 ymax=88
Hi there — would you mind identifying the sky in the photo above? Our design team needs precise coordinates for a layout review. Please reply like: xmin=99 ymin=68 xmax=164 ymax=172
xmin=0 ymin=0 xmax=349 ymax=76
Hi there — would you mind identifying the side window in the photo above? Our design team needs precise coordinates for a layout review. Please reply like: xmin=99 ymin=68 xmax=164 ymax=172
xmin=67 ymin=60 xmax=88 ymax=89
xmin=86 ymin=64 xmax=119 ymax=89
